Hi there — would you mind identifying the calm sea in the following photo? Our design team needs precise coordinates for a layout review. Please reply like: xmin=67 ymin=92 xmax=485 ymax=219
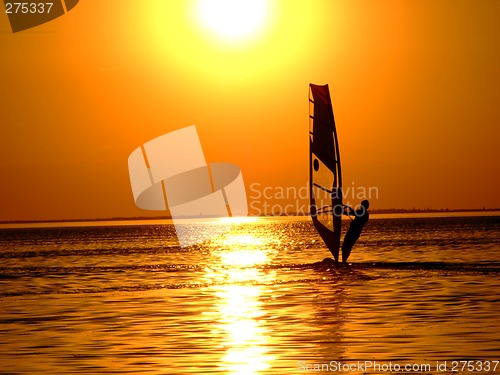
xmin=1 ymin=214 xmax=499 ymax=374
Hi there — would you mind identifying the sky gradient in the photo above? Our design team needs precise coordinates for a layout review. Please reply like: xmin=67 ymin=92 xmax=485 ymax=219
xmin=1 ymin=0 xmax=499 ymax=222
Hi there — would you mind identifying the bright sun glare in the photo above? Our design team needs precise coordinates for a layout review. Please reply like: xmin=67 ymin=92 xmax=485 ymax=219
xmin=196 ymin=0 xmax=270 ymax=42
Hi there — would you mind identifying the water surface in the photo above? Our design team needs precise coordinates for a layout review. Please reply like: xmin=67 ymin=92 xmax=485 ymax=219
xmin=1 ymin=215 xmax=499 ymax=374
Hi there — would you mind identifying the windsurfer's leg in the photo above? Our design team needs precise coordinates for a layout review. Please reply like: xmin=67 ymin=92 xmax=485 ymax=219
xmin=341 ymin=231 xmax=359 ymax=262
xmin=341 ymin=242 xmax=352 ymax=262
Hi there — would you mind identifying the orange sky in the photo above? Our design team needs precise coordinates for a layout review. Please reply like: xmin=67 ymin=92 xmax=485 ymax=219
xmin=1 ymin=0 xmax=499 ymax=221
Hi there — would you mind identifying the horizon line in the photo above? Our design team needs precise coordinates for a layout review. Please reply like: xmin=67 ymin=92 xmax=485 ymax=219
xmin=1 ymin=207 xmax=499 ymax=225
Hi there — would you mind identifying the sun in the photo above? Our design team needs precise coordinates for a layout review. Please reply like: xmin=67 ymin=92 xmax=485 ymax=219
xmin=195 ymin=0 xmax=270 ymax=43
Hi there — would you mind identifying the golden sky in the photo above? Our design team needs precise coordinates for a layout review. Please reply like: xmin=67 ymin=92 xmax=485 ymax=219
xmin=1 ymin=0 xmax=499 ymax=221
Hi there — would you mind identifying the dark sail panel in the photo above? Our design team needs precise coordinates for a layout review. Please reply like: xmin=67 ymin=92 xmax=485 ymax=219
xmin=309 ymin=83 xmax=343 ymax=261
xmin=310 ymin=84 xmax=337 ymax=172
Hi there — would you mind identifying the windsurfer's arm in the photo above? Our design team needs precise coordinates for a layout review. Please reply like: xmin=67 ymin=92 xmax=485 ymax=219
xmin=342 ymin=205 xmax=355 ymax=217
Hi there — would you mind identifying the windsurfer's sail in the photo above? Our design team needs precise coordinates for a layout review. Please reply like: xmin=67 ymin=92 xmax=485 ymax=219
xmin=309 ymin=83 xmax=343 ymax=261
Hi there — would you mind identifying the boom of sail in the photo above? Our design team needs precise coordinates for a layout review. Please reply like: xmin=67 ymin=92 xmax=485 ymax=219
xmin=309 ymin=83 xmax=343 ymax=261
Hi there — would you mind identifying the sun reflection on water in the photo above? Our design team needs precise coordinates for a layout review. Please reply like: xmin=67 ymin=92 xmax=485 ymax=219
xmin=210 ymin=230 xmax=275 ymax=374
xmin=216 ymin=285 xmax=273 ymax=374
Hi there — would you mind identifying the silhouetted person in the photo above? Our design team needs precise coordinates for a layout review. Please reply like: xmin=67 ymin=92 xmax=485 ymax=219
xmin=342 ymin=200 xmax=370 ymax=262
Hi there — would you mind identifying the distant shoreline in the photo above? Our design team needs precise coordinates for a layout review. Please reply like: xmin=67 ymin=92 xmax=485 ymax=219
xmin=1 ymin=208 xmax=499 ymax=226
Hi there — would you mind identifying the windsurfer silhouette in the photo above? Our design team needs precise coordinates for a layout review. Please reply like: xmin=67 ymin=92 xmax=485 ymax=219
xmin=341 ymin=200 xmax=370 ymax=262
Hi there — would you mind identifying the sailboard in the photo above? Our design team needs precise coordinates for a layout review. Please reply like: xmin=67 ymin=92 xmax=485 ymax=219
xmin=309 ymin=83 xmax=343 ymax=261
